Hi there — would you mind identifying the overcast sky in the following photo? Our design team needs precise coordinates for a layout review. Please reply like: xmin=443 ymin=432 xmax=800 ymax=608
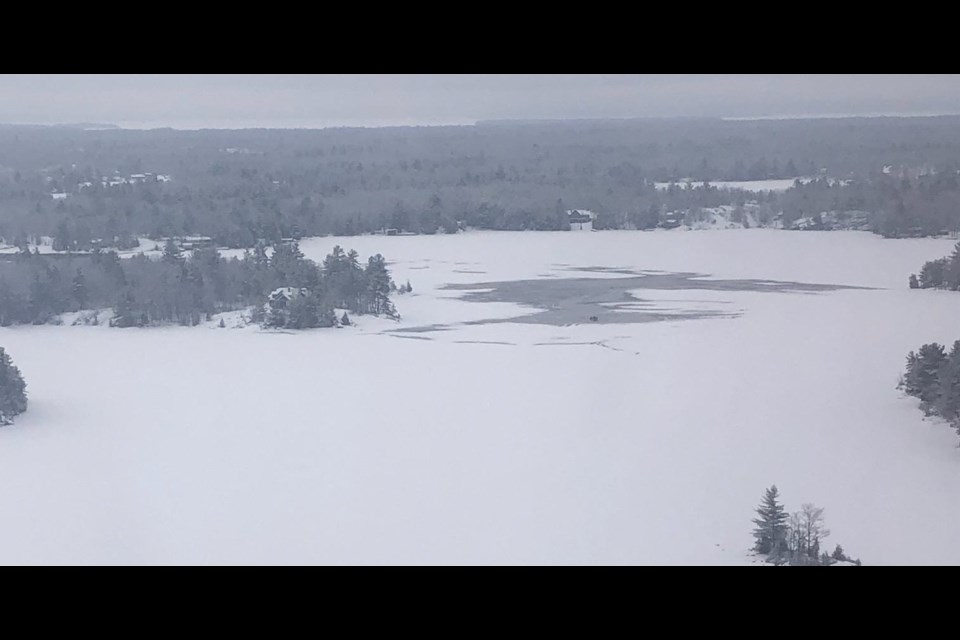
xmin=1 ymin=74 xmax=958 ymax=129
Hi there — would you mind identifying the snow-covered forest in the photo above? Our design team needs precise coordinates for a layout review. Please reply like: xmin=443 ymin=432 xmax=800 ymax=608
xmin=3 ymin=118 xmax=960 ymax=252
xmin=0 ymin=241 xmax=398 ymax=328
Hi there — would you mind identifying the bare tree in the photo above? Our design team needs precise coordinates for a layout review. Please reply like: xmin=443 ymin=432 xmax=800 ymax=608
xmin=787 ymin=503 xmax=830 ymax=565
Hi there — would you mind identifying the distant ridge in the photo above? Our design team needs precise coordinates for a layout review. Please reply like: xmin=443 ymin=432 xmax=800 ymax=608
xmin=477 ymin=114 xmax=960 ymax=127
xmin=475 ymin=116 xmax=719 ymax=126
xmin=0 ymin=122 xmax=120 ymax=130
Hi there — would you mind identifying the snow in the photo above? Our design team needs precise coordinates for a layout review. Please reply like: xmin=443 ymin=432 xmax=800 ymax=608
xmin=675 ymin=205 xmax=765 ymax=231
xmin=0 ymin=236 xmax=158 ymax=257
xmin=2 ymin=230 xmax=960 ymax=564
xmin=0 ymin=236 xmax=58 ymax=255
xmin=654 ymin=178 xmax=849 ymax=193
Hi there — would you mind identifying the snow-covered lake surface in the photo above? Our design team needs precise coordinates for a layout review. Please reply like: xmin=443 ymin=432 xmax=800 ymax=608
xmin=2 ymin=229 xmax=960 ymax=565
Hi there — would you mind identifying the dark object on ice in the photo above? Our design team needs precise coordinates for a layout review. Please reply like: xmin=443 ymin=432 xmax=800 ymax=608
xmin=589 ymin=315 xmax=599 ymax=322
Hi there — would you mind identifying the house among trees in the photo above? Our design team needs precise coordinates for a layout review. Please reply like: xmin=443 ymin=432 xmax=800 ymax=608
xmin=567 ymin=209 xmax=596 ymax=231
xmin=268 ymin=287 xmax=308 ymax=310
xmin=179 ymin=236 xmax=214 ymax=250
xmin=790 ymin=215 xmax=824 ymax=231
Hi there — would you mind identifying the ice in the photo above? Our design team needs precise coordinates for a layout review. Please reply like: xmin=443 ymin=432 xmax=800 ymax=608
xmin=1 ymin=229 xmax=959 ymax=564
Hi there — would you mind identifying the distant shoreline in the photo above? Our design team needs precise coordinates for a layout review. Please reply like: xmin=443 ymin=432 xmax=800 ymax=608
xmin=3 ymin=112 xmax=960 ymax=132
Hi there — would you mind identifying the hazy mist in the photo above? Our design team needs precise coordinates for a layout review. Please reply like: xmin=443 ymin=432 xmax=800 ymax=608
xmin=1 ymin=74 xmax=959 ymax=129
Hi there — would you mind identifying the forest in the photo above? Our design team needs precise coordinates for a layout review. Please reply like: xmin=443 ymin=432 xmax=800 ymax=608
xmin=0 ymin=241 xmax=398 ymax=329
xmin=2 ymin=117 xmax=960 ymax=250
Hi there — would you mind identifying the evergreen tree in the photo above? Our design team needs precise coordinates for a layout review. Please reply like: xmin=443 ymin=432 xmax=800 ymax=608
xmin=162 ymin=238 xmax=183 ymax=264
xmin=919 ymin=258 xmax=948 ymax=288
xmin=287 ymin=292 xmax=321 ymax=329
xmin=112 ymin=290 xmax=139 ymax=327
xmin=363 ymin=254 xmax=394 ymax=316
xmin=909 ymin=274 xmax=920 ymax=289
xmin=72 ymin=268 xmax=87 ymax=309
xmin=934 ymin=341 xmax=960 ymax=426
xmin=752 ymin=485 xmax=789 ymax=557
xmin=0 ymin=347 xmax=28 ymax=426
xmin=901 ymin=350 xmax=922 ymax=396
xmin=318 ymin=305 xmax=337 ymax=328
xmin=916 ymin=343 xmax=947 ymax=406
xmin=251 ymin=240 xmax=270 ymax=270
xmin=265 ymin=304 xmax=287 ymax=329
xmin=947 ymin=242 xmax=960 ymax=290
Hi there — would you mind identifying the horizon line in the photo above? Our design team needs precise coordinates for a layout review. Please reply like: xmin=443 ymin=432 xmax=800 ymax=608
xmin=4 ymin=111 xmax=960 ymax=132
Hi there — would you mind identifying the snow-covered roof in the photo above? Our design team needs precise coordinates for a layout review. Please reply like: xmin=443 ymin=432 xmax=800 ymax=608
xmin=269 ymin=287 xmax=307 ymax=300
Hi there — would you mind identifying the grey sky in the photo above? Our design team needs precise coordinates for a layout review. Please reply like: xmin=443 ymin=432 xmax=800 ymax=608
xmin=1 ymin=74 xmax=958 ymax=129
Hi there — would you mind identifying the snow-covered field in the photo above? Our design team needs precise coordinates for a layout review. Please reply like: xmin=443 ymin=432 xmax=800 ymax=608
xmin=2 ymin=230 xmax=960 ymax=565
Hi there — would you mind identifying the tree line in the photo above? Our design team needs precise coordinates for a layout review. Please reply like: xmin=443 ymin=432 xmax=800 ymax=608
xmin=910 ymin=242 xmax=960 ymax=290
xmin=899 ymin=341 xmax=960 ymax=438
xmin=0 ymin=241 xmax=398 ymax=329
xmin=3 ymin=119 xmax=960 ymax=251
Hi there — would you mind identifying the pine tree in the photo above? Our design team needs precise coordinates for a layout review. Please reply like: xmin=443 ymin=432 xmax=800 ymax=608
xmin=287 ymin=293 xmax=321 ymax=329
xmin=363 ymin=254 xmax=394 ymax=316
xmin=752 ymin=485 xmax=789 ymax=557
xmin=162 ymin=238 xmax=183 ymax=264
xmin=72 ymin=269 xmax=87 ymax=309
xmin=919 ymin=258 xmax=948 ymax=288
xmin=909 ymin=274 xmax=920 ymax=289
xmin=934 ymin=341 xmax=960 ymax=426
xmin=318 ymin=305 xmax=337 ymax=328
xmin=265 ymin=304 xmax=287 ymax=329
xmin=0 ymin=347 xmax=28 ymax=426
xmin=251 ymin=240 xmax=270 ymax=270
xmin=916 ymin=343 xmax=947 ymax=406
xmin=112 ymin=290 xmax=139 ymax=328
xmin=901 ymin=350 xmax=922 ymax=396
xmin=340 ymin=311 xmax=351 ymax=326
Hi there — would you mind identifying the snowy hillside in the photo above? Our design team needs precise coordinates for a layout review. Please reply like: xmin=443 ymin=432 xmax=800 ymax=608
xmin=2 ymin=230 xmax=960 ymax=564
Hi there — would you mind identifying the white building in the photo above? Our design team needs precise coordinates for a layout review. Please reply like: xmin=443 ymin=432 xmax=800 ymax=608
xmin=568 ymin=209 xmax=597 ymax=231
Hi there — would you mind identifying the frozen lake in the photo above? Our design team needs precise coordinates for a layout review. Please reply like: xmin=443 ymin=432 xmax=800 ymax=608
xmin=2 ymin=229 xmax=960 ymax=564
